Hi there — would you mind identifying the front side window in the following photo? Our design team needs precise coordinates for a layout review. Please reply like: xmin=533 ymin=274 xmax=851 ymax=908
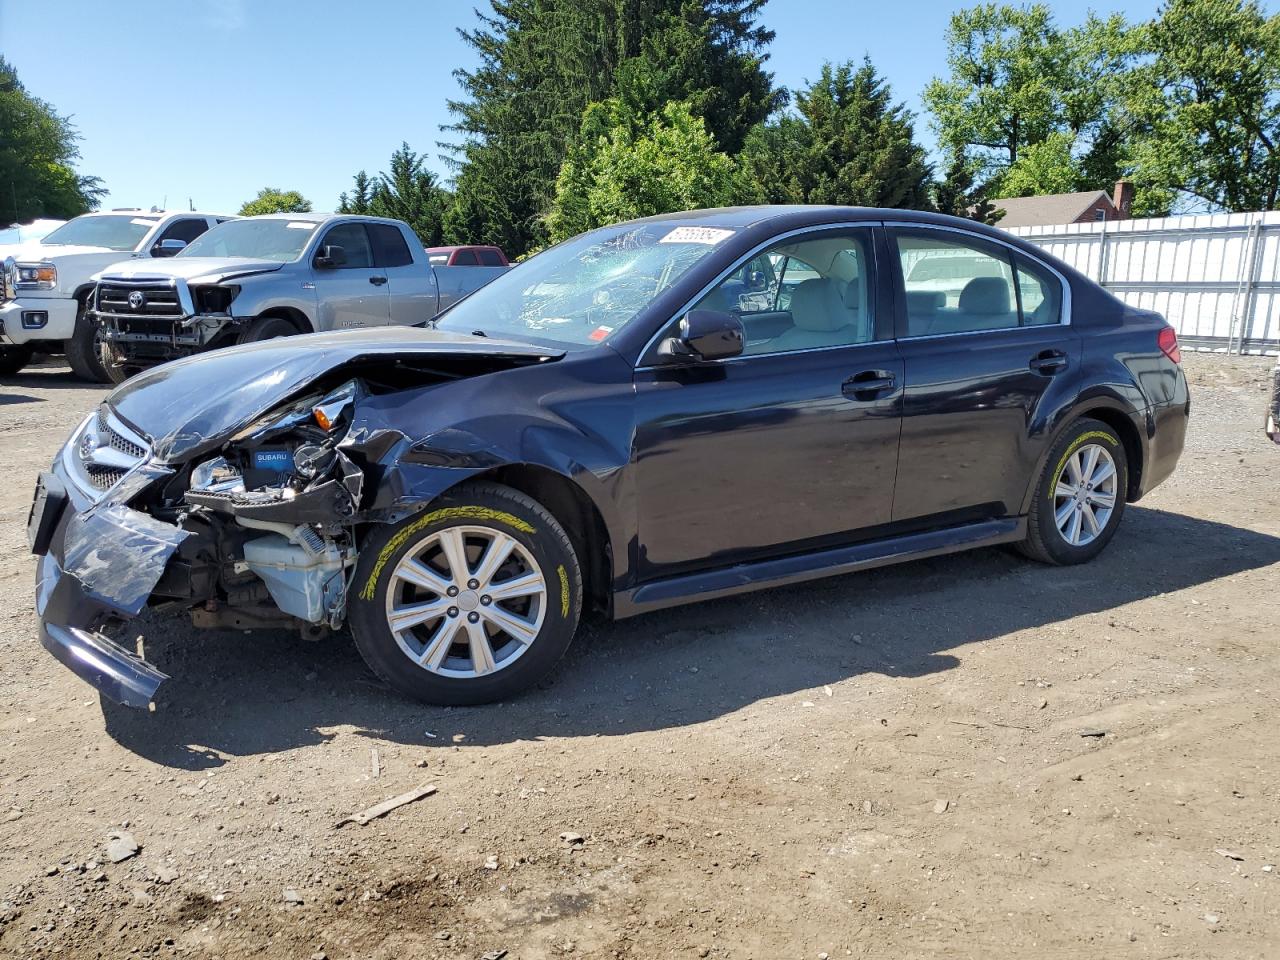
xmin=690 ymin=230 xmax=878 ymax=356
xmin=896 ymin=229 xmax=1061 ymax=336
xmin=319 ymin=223 xmax=374 ymax=269
xmin=434 ymin=221 xmax=732 ymax=347
xmin=180 ymin=218 xmax=317 ymax=262
xmin=41 ymin=214 xmax=159 ymax=252
xmin=157 ymin=218 xmax=209 ymax=246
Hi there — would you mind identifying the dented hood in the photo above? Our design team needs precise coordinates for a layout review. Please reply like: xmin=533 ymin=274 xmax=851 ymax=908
xmin=98 ymin=256 xmax=288 ymax=284
xmin=106 ymin=326 xmax=564 ymax=463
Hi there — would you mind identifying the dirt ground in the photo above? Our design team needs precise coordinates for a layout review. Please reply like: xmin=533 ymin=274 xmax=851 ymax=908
xmin=0 ymin=351 xmax=1277 ymax=960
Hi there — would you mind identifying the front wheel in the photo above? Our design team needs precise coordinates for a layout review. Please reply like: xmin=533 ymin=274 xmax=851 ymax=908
xmin=236 ymin=315 xmax=297 ymax=344
xmin=65 ymin=303 xmax=110 ymax=382
xmin=1020 ymin=418 xmax=1128 ymax=565
xmin=348 ymin=482 xmax=583 ymax=705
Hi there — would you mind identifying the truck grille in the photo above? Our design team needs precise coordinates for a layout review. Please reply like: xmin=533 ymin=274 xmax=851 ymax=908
xmin=96 ymin=281 xmax=185 ymax=319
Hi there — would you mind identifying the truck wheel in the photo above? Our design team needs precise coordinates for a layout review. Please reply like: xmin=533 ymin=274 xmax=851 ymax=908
xmin=100 ymin=342 xmax=133 ymax=385
xmin=65 ymin=302 xmax=110 ymax=383
xmin=236 ymin=315 xmax=297 ymax=344
xmin=348 ymin=482 xmax=583 ymax=705
xmin=0 ymin=345 xmax=33 ymax=377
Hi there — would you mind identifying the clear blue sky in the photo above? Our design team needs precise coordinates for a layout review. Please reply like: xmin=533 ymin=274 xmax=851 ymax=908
xmin=4 ymin=0 xmax=1173 ymax=215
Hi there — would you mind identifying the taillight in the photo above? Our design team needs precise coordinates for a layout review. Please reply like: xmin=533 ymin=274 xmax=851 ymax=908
xmin=1158 ymin=326 xmax=1181 ymax=364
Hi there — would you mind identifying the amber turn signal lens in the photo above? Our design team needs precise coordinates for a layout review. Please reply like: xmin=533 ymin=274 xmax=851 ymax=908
xmin=313 ymin=407 xmax=333 ymax=431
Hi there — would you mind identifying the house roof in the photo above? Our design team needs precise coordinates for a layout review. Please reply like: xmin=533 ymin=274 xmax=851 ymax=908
xmin=991 ymin=190 xmax=1116 ymax=227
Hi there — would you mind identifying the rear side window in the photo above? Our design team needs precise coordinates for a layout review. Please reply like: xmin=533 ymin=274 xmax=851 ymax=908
xmin=478 ymin=248 xmax=504 ymax=266
xmin=368 ymin=223 xmax=413 ymax=268
xmin=319 ymin=222 xmax=374 ymax=269
xmin=1015 ymin=253 xmax=1063 ymax=326
xmin=452 ymin=249 xmax=479 ymax=265
xmin=894 ymin=229 xmax=1062 ymax=336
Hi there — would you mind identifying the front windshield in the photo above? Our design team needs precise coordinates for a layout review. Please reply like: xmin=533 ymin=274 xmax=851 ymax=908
xmin=41 ymin=215 xmax=158 ymax=251
xmin=180 ymin=218 xmax=318 ymax=262
xmin=434 ymin=222 xmax=735 ymax=346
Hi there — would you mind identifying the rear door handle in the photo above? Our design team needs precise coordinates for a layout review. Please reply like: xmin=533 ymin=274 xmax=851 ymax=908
xmin=842 ymin=369 xmax=897 ymax=400
xmin=369 ymin=275 xmax=388 ymax=286
xmin=1030 ymin=349 xmax=1068 ymax=375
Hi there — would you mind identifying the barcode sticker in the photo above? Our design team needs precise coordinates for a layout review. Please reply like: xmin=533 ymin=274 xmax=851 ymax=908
xmin=659 ymin=227 xmax=735 ymax=245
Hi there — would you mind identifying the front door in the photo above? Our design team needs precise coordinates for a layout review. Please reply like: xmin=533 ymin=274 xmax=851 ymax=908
xmin=311 ymin=222 xmax=391 ymax=329
xmin=888 ymin=225 xmax=1081 ymax=526
xmin=632 ymin=226 xmax=904 ymax=582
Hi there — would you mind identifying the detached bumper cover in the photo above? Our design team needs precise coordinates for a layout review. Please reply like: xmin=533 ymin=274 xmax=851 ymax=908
xmin=35 ymin=480 xmax=189 ymax=708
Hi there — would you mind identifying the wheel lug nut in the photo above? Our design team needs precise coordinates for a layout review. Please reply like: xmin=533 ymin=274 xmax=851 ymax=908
xmin=467 ymin=612 xmax=480 ymax=624
xmin=467 ymin=579 xmax=479 ymax=590
xmin=447 ymin=606 xmax=459 ymax=618
xmin=480 ymin=595 xmax=491 ymax=606
xmin=446 ymin=586 xmax=459 ymax=597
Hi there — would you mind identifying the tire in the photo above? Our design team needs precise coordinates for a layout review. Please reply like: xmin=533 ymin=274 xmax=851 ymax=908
xmin=1019 ymin=417 xmax=1128 ymax=565
xmin=0 ymin=344 xmax=33 ymax=377
xmin=236 ymin=315 xmax=298 ymax=345
xmin=65 ymin=301 xmax=111 ymax=383
xmin=100 ymin=341 xmax=133 ymax=385
xmin=348 ymin=481 xmax=583 ymax=705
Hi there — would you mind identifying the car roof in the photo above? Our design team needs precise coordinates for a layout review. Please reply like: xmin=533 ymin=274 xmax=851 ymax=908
xmin=425 ymin=245 xmax=500 ymax=252
xmin=91 ymin=209 xmax=232 ymax=219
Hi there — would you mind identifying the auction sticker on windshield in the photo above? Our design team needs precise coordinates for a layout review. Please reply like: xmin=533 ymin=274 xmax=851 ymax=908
xmin=286 ymin=222 xmax=317 ymax=230
xmin=659 ymin=227 xmax=735 ymax=245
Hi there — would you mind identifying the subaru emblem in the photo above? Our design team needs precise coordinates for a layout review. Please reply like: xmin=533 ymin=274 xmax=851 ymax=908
xmin=128 ymin=290 xmax=145 ymax=310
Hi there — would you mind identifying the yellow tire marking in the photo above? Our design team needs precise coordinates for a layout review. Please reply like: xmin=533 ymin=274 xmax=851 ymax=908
xmin=556 ymin=564 xmax=570 ymax=618
xmin=360 ymin=507 xmax=535 ymax=601
xmin=1049 ymin=430 xmax=1118 ymax=502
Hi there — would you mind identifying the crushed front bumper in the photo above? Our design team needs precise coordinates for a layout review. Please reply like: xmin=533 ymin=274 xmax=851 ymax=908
xmin=32 ymin=463 xmax=189 ymax=708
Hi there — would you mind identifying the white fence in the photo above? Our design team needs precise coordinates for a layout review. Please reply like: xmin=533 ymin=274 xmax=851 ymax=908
xmin=1006 ymin=211 xmax=1280 ymax=354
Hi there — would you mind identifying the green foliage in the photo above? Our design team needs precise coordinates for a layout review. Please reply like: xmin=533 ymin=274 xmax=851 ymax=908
xmin=339 ymin=145 xmax=452 ymax=245
xmin=445 ymin=0 xmax=780 ymax=255
xmin=0 ymin=57 xmax=103 ymax=224
xmin=932 ymin=153 xmax=1004 ymax=224
xmin=547 ymin=100 xmax=743 ymax=242
xmin=337 ymin=171 xmax=375 ymax=215
xmin=739 ymin=59 xmax=932 ymax=209
xmin=1125 ymin=0 xmax=1280 ymax=212
xmin=923 ymin=4 xmax=1135 ymax=196
xmin=238 ymin=187 xmax=312 ymax=216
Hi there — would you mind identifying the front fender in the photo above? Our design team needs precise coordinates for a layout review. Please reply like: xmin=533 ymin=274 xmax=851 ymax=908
xmin=228 ymin=275 xmax=317 ymax=326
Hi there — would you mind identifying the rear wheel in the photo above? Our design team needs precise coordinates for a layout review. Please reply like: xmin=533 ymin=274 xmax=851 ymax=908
xmin=236 ymin=315 xmax=297 ymax=344
xmin=1020 ymin=418 xmax=1127 ymax=565
xmin=0 ymin=344 xmax=33 ymax=377
xmin=65 ymin=301 xmax=110 ymax=383
xmin=348 ymin=482 xmax=583 ymax=705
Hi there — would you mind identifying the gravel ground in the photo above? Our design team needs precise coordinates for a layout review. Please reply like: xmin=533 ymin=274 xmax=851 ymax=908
xmin=0 ymin=351 xmax=1278 ymax=960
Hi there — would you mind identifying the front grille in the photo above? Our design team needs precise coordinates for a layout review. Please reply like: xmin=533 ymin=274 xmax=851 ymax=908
xmin=63 ymin=406 xmax=152 ymax=500
xmin=84 ymin=465 xmax=128 ymax=491
xmin=97 ymin=408 xmax=147 ymax=459
xmin=96 ymin=281 xmax=185 ymax=318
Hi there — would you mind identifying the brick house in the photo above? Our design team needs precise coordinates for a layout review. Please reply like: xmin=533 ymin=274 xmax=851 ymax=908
xmin=991 ymin=181 xmax=1135 ymax=228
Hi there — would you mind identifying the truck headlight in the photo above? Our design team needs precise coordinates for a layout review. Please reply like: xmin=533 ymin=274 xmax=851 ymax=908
xmin=12 ymin=260 xmax=57 ymax=291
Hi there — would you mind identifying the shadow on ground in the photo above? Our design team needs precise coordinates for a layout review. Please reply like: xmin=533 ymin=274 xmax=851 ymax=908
xmin=99 ymin=506 xmax=1280 ymax=769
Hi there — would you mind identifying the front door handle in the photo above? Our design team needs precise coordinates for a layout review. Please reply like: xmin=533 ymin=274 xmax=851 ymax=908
xmin=842 ymin=369 xmax=897 ymax=401
xmin=1030 ymin=349 xmax=1068 ymax=375
xmin=369 ymin=275 xmax=388 ymax=286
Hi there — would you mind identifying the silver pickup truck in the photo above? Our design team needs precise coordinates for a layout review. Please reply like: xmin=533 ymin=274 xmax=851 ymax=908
xmin=90 ymin=214 xmax=506 ymax=382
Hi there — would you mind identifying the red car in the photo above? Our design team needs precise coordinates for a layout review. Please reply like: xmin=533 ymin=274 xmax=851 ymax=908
xmin=425 ymin=245 xmax=509 ymax=267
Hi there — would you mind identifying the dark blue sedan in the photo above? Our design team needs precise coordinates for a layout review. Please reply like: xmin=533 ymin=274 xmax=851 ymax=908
xmin=30 ymin=206 xmax=1189 ymax=707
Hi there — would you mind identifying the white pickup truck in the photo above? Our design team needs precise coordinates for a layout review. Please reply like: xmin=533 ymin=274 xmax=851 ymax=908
xmin=0 ymin=210 xmax=232 ymax=380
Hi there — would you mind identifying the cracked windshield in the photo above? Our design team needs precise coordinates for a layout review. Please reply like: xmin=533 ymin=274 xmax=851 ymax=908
xmin=434 ymin=222 xmax=735 ymax=346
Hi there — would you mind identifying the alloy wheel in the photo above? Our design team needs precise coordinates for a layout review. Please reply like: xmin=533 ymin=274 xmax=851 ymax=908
xmin=1053 ymin=442 xmax=1118 ymax=547
xmin=384 ymin=525 xmax=547 ymax=678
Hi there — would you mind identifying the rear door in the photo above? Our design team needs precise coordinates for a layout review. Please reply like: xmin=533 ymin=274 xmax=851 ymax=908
xmin=368 ymin=222 xmax=439 ymax=326
xmin=311 ymin=222 xmax=391 ymax=329
xmin=888 ymin=224 xmax=1081 ymax=526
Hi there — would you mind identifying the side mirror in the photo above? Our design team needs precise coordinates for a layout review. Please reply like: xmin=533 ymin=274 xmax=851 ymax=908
xmin=153 ymin=238 xmax=187 ymax=258
xmin=315 ymin=244 xmax=347 ymax=269
xmin=657 ymin=309 xmax=745 ymax=363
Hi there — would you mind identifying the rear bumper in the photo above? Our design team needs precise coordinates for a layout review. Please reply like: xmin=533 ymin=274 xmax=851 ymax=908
xmin=1136 ymin=370 xmax=1191 ymax=499
xmin=0 ymin=296 xmax=77 ymax=344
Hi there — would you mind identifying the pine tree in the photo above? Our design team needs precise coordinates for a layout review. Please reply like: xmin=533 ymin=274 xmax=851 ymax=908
xmin=367 ymin=143 xmax=451 ymax=246
xmin=445 ymin=0 xmax=780 ymax=254
xmin=337 ymin=171 xmax=374 ymax=215
xmin=739 ymin=59 xmax=932 ymax=210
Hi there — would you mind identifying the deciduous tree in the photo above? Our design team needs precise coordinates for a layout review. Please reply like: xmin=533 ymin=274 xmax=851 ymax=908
xmin=238 ymin=187 xmax=312 ymax=216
